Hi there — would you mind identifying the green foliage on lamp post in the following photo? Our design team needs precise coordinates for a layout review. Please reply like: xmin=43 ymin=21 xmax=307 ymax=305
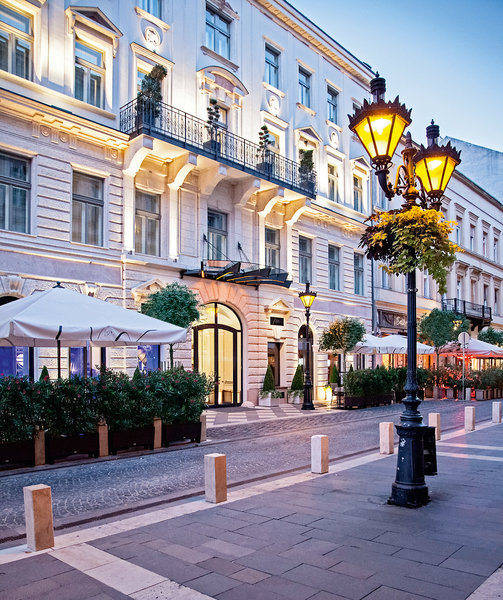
xmin=319 ymin=317 xmax=365 ymax=375
xmin=478 ymin=326 xmax=503 ymax=347
xmin=418 ymin=308 xmax=470 ymax=368
xmin=141 ymin=282 xmax=200 ymax=368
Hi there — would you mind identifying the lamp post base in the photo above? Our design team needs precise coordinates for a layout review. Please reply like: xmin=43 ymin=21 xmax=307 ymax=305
xmin=388 ymin=424 xmax=429 ymax=508
xmin=301 ymin=403 xmax=315 ymax=410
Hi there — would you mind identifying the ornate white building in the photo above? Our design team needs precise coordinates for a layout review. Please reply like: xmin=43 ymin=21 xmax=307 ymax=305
xmin=0 ymin=0 xmax=501 ymax=405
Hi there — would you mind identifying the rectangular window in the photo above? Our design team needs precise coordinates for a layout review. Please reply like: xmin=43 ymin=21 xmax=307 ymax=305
xmin=205 ymin=5 xmax=230 ymax=59
xmin=72 ymin=172 xmax=103 ymax=246
xmin=207 ymin=210 xmax=227 ymax=260
xmin=328 ymin=245 xmax=340 ymax=291
xmin=483 ymin=285 xmax=489 ymax=307
xmin=138 ymin=0 xmax=161 ymax=18
xmin=0 ymin=3 xmax=31 ymax=80
xmin=380 ymin=266 xmax=390 ymax=290
xmin=495 ymin=289 xmax=500 ymax=316
xmin=424 ymin=272 xmax=431 ymax=298
xmin=456 ymin=278 xmax=462 ymax=300
xmin=75 ymin=40 xmax=104 ymax=108
xmin=327 ymin=87 xmax=338 ymax=123
xmin=455 ymin=221 xmax=461 ymax=245
xmin=328 ymin=164 xmax=339 ymax=203
xmin=494 ymin=237 xmax=499 ymax=262
xmin=354 ymin=253 xmax=364 ymax=295
xmin=138 ymin=344 xmax=160 ymax=372
xmin=299 ymin=235 xmax=312 ymax=284
xmin=0 ymin=152 xmax=30 ymax=233
xmin=298 ymin=67 xmax=311 ymax=108
xmin=265 ymin=227 xmax=280 ymax=269
xmin=483 ymin=232 xmax=488 ymax=257
xmin=264 ymin=44 xmax=279 ymax=88
xmin=469 ymin=224 xmax=475 ymax=251
xmin=135 ymin=190 xmax=160 ymax=256
xmin=353 ymin=175 xmax=363 ymax=212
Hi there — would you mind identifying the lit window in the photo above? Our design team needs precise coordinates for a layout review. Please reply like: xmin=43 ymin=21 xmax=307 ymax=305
xmin=205 ymin=5 xmax=230 ymax=59
xmin=0 ymin=152 xmax=30 ymax=233
xmin=138 ymin=0 xmax=161 ymax=18
xmin=354 ymin=253 xmax=364 ymax=295
xmin=265 ymin=44 xmax=279 ymax=88
xmin=265 ymin=227 xmax=280 ymax=269
xmin=208 ymin=210 xmax=227 ymax=260
xmin=75 ymin=40 xmax=104 ymax=107
xmin=328 ymin=245 xmax=340 ymax=291
xmin=72 ymin=172 xmax=103 ymax=246
xmin=298 ymin=67 xmax=311 ymax=108
xmin=299 ymin=235 xmax=312 ymax=284
xmin=328 ymin=164 xmax=339 ymax=202
xmin=135 ymin=190 xmax=160 ymax=256
xmin=353 ymin=175 xmax=363 ymax=212
xmin=0 ymin=3 xmax=32 ymax=80
xmin=327 ymin=87 xmax=338 ymax=124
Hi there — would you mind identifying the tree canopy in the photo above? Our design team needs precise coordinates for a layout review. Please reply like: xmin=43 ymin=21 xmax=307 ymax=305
xmin=319 ymin=317 xmax=365 ymax=355
xmin=418 ymin=308 xmax=470 ymax=354
xmin=478 ymin=326 xmax=503 ymax=347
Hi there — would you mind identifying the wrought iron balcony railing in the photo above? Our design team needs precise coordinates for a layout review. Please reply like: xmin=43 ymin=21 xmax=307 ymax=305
xmin=442 ymin=298 xmax=492 ymax=322
xmin=119 ymin=97 xmax=317 ymax=198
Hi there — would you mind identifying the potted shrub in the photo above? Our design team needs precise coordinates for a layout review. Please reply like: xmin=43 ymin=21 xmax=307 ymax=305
xmin=342 ymin=367 xmax=394 ymax=409
xmin=204 ymin=98 xmax=221 ymax=153
xmin=288 ymin=364 xmax=304 ymax=404
xmin=259 ymin=365 xmax=282 ymax=407
xmin=298 ymin=148 xmax=315 ymax=194
xmin=329 ymin=363 xmax=342 ymax=392
xmin=256 ymin=125 xmax=274 ymax=174
xmin=135 ymin=64 xmax=167 ymax=132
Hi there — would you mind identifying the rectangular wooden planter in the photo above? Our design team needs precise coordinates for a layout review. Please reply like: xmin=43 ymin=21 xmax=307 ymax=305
xmin=0 ymin=438 xmax=34 ymax=467
xmin=108 ymin=425 xmax=155 ymax=455
xmin=45 ymin=432 xmax=100 ymax=464
xmin=162 ymin=422 xmax=201 ymax=446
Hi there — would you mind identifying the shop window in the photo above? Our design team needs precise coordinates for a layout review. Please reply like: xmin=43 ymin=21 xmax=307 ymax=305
xmin=72 ymin=172 xmax=103 ymax=246
xmin=0 ymin=152 xmax=30 ymax=233
xmin=0 ymin=3 xmax=32 ymax=80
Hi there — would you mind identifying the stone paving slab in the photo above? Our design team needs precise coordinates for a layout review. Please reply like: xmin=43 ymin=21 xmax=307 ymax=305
xmin=1 ymin=423 xmax=503 ymax=599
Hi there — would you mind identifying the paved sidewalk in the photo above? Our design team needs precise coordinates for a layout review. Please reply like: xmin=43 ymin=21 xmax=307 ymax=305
xmin=1 ymin=420 xmax=503 ymax=599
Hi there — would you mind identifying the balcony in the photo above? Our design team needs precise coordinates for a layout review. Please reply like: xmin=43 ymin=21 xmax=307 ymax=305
xmin=442 ymin=298 xmax=492 ymax=326
xmin=119 ymin=97 xmax=317 ymax=198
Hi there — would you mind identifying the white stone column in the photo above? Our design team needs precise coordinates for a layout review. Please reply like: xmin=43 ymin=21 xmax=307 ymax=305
xmin=311 ymin=435 xmax=328 ymax=474
xmin=428 ymin=413 xmax=441 ymax=441
xmin=24 ymin=484 xmax=54 ymax=551
xmin=493 ymin=401 xmax=502 ymax=424
xmin=465 ymin=406 xmax=475 ymax=431
xmin=379 ymin=422 xmax=394 ymax=454
xmin=204 ymin=453 xmax=227 ymax=503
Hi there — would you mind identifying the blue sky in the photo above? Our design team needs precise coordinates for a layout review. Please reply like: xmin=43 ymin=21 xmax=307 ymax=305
xmin=290 ymin=0 xmax=503 ymax=152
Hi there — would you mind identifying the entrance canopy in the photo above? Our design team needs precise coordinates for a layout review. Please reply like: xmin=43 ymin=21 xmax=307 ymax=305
xmin=0 ymin=285 xmax=186 ymax=347
xmin=353 ymin=333 xmax=434 ymax=355
xmin=440 ymin=338 xmax=503 ymax=357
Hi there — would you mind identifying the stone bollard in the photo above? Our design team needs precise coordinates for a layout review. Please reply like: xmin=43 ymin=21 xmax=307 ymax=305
xmin=200 ymin=413 xmax=207 ymax=442
xmin=204 ymin=453 xmax=227 ymax=503
xmin=23 ymin=484 xmax=54 ymax=551
xmin=311 ymin=435 xmax=329 ymax=474
xmin=428 ymin=413 xmax=441 ymax=441
xmin=34 ymin=427 xmax=45 ymax=466
xmin=379 ymin=422 xmax=394 ymax=454
xmin=493 ymin=401 xmax=502 ymax=424
xmin=153 ymin=417 xmax=162 ymax=449
xmin=98 ymin=420 xmax=108 ymax=457
xmin=465 ymin=406 xmax=475 ymax=432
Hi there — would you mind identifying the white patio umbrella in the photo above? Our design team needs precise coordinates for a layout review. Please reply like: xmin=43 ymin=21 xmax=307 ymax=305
xmin=440 ymin=337 xmax=503 ymax=357
xmin=0 ymin=285 xmax=187 ymax=375
xmin=353 ymin=333 xmax=434 ymax=355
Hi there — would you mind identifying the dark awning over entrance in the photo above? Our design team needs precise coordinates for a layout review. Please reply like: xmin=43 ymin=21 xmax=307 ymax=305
xmin=181 ymin=260 xmax=292 ymax=288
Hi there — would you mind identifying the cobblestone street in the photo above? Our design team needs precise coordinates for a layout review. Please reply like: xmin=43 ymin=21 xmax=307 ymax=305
xmin=0 ymin=400 xmax=494 ymax=543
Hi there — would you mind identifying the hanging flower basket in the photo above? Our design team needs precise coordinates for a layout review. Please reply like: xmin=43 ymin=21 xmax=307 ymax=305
xmin=360 ymin=206 xmax=460 ymax=294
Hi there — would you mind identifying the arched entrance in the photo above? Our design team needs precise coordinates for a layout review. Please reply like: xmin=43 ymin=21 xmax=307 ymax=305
xmin=193 ymin=302 xmax=242 ymax=406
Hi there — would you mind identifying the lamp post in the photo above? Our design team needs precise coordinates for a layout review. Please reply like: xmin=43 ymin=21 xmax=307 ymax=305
xmin=299 ymin=282 xmax=317 ymax=410
xmin=349 ymin=75 xmax=461 ymax=507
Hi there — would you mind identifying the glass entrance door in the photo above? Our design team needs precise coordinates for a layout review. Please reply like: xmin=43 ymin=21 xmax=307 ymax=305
xmin=194 ymin=303 xmax=242 ymax=406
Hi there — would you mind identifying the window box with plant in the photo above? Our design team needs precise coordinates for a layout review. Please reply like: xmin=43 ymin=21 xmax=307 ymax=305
xmin=259 ymin=365 xmax=282 ymax=406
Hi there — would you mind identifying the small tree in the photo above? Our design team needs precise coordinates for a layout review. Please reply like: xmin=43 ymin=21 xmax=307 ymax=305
xmin=478 ymin=326 xmax=503 ymax=347
xmin=141 ymin=282 xmax=200 ymax=368
xmin=206 ymin=98 xmax=220 ymax=140
xmin=290 ymin=364 xmax=304 ymax=391
xmin=418 ymin=308 xmax=470 ymax=369
xmin=137 ymin=64 xmax=167 ymax=123
xmin=258 ymin=125 xmax=271 ymax=160
xmin=329 ymin=363 xmax=340 ymax=386
xmin=299 ymin=149 xmax=314 ymax=183
xmin=262 ymin=365 xmax=276 ymax=393
xmin=319 ymin=317 xmax=365 ymax=376
xmin=39 ymin=365 xmax=50 ymax=381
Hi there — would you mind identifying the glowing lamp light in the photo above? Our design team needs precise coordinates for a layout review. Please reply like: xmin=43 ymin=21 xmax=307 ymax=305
xmin=414 ymin=147 xmax=460 ymax=198
xmin=299 ymin=282 xmax=317 ymax=309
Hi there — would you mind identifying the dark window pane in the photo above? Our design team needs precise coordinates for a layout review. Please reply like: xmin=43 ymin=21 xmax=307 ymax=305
xmin=0 ymin=32 xmax=8 ymax=71
xmin=14 ymin=38 xmax=30 ymax=79
xmin=10 ymin=187 xmax=26 ymax=232
xmin=75 ymin=65 xmax=85 ymax=101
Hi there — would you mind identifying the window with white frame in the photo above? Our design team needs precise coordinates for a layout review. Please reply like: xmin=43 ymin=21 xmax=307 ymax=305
xmin=380 ymin=266 xmax=390 ymax=290
xmin=495 ymin=288 xmax=500 ymax=316
xmin=75 ymin=40 xmax=104 ymax=108
xmin=494 ymin=237 xmax=499 ymax=262
xmin=72 ymin=172 xmax=103 ymax=246
xmin=205 ymin=5 xmax=230 ymax=59
xmin=354 ymin=253 xmax=364 ymax=295
xmin=299 ymin=235 xmax=312 ymax=284
xmin=456 ymin=277 xmax=462 ymax=299
xmin=138 ymin=0 xmax=161 ymax=18
xmin=298 ymin=67 xmax=311 ymax=108
xmin=483 ymin=231 xmax=488 ymax=257
xmin=328 ymin=245 xmax=340 ymax=291
xmin=207 ymin=210 xmax=227 ymax=260
xmin=264 ymin=44 xmax=279 ymax=88
xmin=328 ymin=164 xmax=339 ymax=203
xmin=469 ymin=224 xmax=475 ymax=251
xmin=327 ymin=86 xmax=338 ymax=124
xmin=423 ymin=271 xmax=431 ymax=298
xmin=135 ymin=190 xmax=160 ymax=256
xmin=0 ymin=3 xmax=32 ymax=80
xmin=483 ymin=285 xmax=489 ymax=307
xmin=265 ymin=227 xmax=280 ymax=269
xmin=455 ymin=220 xmax=461 ymax=245
xmin=353 ymin=175 xmax=363 ymax=212
xmin=0 ymin=152 xmax=30 ymax=233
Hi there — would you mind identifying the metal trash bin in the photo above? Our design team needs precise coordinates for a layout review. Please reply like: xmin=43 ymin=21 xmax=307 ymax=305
xmin=423 ymin=426 xmax=437 ymax=476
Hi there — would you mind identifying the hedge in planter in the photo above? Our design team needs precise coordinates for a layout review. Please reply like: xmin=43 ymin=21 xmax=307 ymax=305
xmin=343 ymin=367 xmax=394 ymax=408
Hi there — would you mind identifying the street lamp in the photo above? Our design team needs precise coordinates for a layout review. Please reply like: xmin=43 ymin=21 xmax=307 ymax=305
xmin=349 ymin=75 xmax=461 ymax=508
xmin=299 ymin=282 xmax=317 ymax=411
